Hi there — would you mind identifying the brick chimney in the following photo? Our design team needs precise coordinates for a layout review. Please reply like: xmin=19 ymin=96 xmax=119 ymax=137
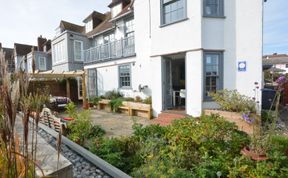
xmin=37 ymin=35 xmax=47 ymax=52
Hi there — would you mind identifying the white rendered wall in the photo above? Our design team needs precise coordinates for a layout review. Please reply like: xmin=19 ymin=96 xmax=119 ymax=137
xmin=186 ymin=51 xmax=203 ymax=117
xmin=149 ymin=0 xmax=202 ymax=56
xmin=235 ymin=0 xmax=263 ymax=109
xmin=150 ymin=57 xmax=163 ymax=117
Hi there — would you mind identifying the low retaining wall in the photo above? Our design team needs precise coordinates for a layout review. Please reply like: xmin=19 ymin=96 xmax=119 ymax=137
xmin=204 ymin=110 xmax=260 ymax=135
xmin=38 ymin=121 xmax=132 ymax=178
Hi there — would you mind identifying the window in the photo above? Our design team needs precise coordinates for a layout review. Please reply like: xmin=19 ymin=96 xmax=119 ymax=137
xmin=39 ymin=57 xmax=46 ymax=70
xmin=286 ymin=64 xmax=288 ymax=68
xmin=85 ymin=20 xmax=93 ymax=33
xmin=125 ymin=19 xmax=134 ymax=37
xmin=204 ymin=51 xmax=223 ymax=100
xmin=119 ymin=64 xmax=131 ymax=88
xmin=203 ymin=0 xmax=224 ymax=17
xmin=53 ymin=40 xmax=65 ymax=64
xmin=161 ymin=0 xmax=186 ymax=25
xmin=74 ymin=40 xmax=83 ymax=61
xmin=104 ymin=33 xmax=115 ymax=44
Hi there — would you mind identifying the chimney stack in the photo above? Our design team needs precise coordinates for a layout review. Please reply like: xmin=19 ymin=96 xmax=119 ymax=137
xmin=37 ymin=35 xmax=47 ymax=52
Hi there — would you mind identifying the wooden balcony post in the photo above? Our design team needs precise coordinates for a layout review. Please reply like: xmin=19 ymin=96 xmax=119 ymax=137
xmin=82 ymin=70 xmax=88 ymax=109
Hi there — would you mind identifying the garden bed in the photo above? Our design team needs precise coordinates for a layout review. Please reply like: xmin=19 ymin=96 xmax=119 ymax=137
xmin=204 ymin=109 xmax=260 ymax=135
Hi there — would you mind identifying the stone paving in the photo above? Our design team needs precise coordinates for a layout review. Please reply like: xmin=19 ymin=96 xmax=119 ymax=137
xmin=89 ymin=110 xmax=154 ymax=137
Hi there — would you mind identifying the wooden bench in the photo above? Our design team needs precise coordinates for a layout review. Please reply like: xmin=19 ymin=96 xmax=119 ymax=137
xmin=40 ymin=107 xmax=66 ymax=133
xmin=98 ymin=99 xmax=111 ymax=112
xmin=127 ymin=102 xmax=152 ymax=119
xmin=97 ymin=99 xmax=152 ymax=119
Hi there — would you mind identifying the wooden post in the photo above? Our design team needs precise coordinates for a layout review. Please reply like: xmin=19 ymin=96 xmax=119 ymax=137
xmin=66 ymin=78 xmax=71 ymax=99
xmin=82 ymin=70 xmax=88 ymax=109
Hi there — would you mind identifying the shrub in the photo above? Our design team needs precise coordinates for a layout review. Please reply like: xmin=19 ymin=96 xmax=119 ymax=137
xmin=143 ymin=96 xmax=152 ymax=104
xmin=65 ymin=102 xmax=77 ymax=119
xmin=134 ymin=96 xmax=142 ymax=103
xmin=89 ymin=96 xmax=100 ymax=106
xmin=104 ymin=90 xmax=123 ymax=100
xmin=211 ymin=89 xmax=256 ymax=113
xmin=109 ymin=98 xmax=124 ymax=112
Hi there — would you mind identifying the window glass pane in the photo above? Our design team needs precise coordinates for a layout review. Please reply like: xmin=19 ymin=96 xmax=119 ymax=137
xmin=74 ymin=41 xmax=82 ymax=60
xmin=204 ymin=0 xmax=223 ymax=16
xmin=204 ymin=52 xmax=222 ymax=99
xmin=119 ymin=65 xmax=131 ymax=88
xmin=162 ymin=0 xmax=185 ymax=25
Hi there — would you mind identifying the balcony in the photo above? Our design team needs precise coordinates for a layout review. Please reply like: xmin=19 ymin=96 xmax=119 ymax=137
xmin=84 ymin=36 xmax=135 ymax=64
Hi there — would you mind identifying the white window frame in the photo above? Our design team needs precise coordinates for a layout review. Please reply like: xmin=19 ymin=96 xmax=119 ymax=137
xmin=77 ymin=78 xmax=83 ymax=100
xmin=161 ymin=0 xmax=187 ymax=26
xmin=74 ymin=40 xmax=83 ymax=61
xmin=203 ymin=0 xmax=224 ymax=17
xmin=119 ymin=64 xmax=132 ymax=89
xmin=38 ymin=57 xmax=46 ymax=71
xmin=53 ymin=40 xmax=65 ymax=64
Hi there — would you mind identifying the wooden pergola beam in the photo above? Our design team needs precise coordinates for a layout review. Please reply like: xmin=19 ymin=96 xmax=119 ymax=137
xmin=29 ymin=70 xmax=88 ymax=109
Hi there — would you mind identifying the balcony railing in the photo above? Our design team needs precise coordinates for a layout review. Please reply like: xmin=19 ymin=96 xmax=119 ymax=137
xmin=84 ymin=36 xmax=135 ymax=64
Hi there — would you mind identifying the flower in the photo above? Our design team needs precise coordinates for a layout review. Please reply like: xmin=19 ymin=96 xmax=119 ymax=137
xmin=275 ymin=75 xmax=286 ymax=85
xmin=242 ymin=113 xmax=255 ymax=125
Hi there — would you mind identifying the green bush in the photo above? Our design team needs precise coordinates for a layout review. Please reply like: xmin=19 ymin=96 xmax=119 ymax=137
xmin=89 ymin=96 xmax=101 ymax=106
xmin=65 ymin=105 xmax=105 ymax=146
xmin=109 ymin=98 xmax=124 ymax=112
xmin=104 ymin=90 xmax=123 ymax=100
xmin=143 ymin=96 xmax=152 ymax=104
xmin=211 ymin=89 xmax=256 ymax=113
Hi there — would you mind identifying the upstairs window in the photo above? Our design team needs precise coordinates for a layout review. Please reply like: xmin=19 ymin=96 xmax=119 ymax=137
xmin=104 ymin=33 xmax=115 ymax=44
xmin=39 ymin=57 xmax=46 ymax=70
xmin=119 ymin=64 xmax=131 ymax=88
xmin=203 ymin=0 xmax=224 ymax=17
xmin=53 ymin=40 xmax=65 ymax=64
xmin=74 ymin=40 xmax=83 ymax=61
xmin=161 ymin=0 xmax=187 ymax=26
xmin=125 ymin=19 xmax=134 ymax=38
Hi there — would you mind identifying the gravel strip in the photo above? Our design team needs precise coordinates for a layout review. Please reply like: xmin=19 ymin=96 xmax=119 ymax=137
xmin=38 ymin=129 xmax=111 ymax=178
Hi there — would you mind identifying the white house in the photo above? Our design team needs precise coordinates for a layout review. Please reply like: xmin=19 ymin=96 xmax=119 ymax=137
xmin=263 ymin=54 xmax=288 ymax=74
xmin=83 ymin=0 xmax=263 ymax=117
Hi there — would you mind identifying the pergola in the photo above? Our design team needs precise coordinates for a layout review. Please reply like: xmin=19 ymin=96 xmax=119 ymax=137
xmin=30 ymin=70 xmax=88 ymax=109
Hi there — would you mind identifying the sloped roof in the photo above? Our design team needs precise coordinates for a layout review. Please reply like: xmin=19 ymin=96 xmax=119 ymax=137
xmin=60 ymin=20 xmax=85 ymax=34
xmin=86 ymin=12 xmax=114 ymax=38
xmin=83 ymin=11 xmax=106 ymax=23
xmin=263 ymin=54 xmax=288 ymax=65
xmin=111 ymin=0 xmax=133 ymax=20
xmin=14 ymin=43 xmax=37 ymax=56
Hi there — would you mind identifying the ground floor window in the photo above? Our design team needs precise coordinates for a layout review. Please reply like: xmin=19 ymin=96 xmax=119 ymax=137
xmin=119 ymin=64 xmax=131 ymax=88
xmin=204 ymin=51 xmax=223 ymax=100
xmin=88 ymin=69 xmax=97 ymax=97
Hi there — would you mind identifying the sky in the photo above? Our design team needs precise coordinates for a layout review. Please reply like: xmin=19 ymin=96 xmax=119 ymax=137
xmin=0 ymin=0 xmax=287 ymax=55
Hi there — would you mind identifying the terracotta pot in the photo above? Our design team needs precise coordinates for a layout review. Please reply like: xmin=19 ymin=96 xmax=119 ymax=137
xmin=241 ymin=146 xmax=268 ymax=161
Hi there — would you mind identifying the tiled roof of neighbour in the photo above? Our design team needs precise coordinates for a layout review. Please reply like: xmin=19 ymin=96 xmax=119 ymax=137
xmin=60 ymin=20 xmax=85 ymax=34
xmin=83 ymin=11 xmax=106 ymax=23
xmin=86 ymin=12 xmax=114 ymax=38
xmin=14 ymin=43 xmax=37 ymax=56
xmin=263 ymin=54 xmax=288 ymax=65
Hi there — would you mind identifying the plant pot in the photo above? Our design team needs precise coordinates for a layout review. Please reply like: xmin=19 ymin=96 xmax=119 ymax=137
xmin=241 ymin=146 xmax=268 ymax=161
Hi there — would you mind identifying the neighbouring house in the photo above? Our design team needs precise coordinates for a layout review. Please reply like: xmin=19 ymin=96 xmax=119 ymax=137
xmin=0 ymin=43 xmax=15 ymax=73
xmin=52 ymin=0 xmax=263 ymax=117
xmin=14 ymin=43 xmax=37 ymax=72
xmin=263 ymin=53 xmax=288 ymax=74
xmin=27 ymin=36 xmax=52 ymax=73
